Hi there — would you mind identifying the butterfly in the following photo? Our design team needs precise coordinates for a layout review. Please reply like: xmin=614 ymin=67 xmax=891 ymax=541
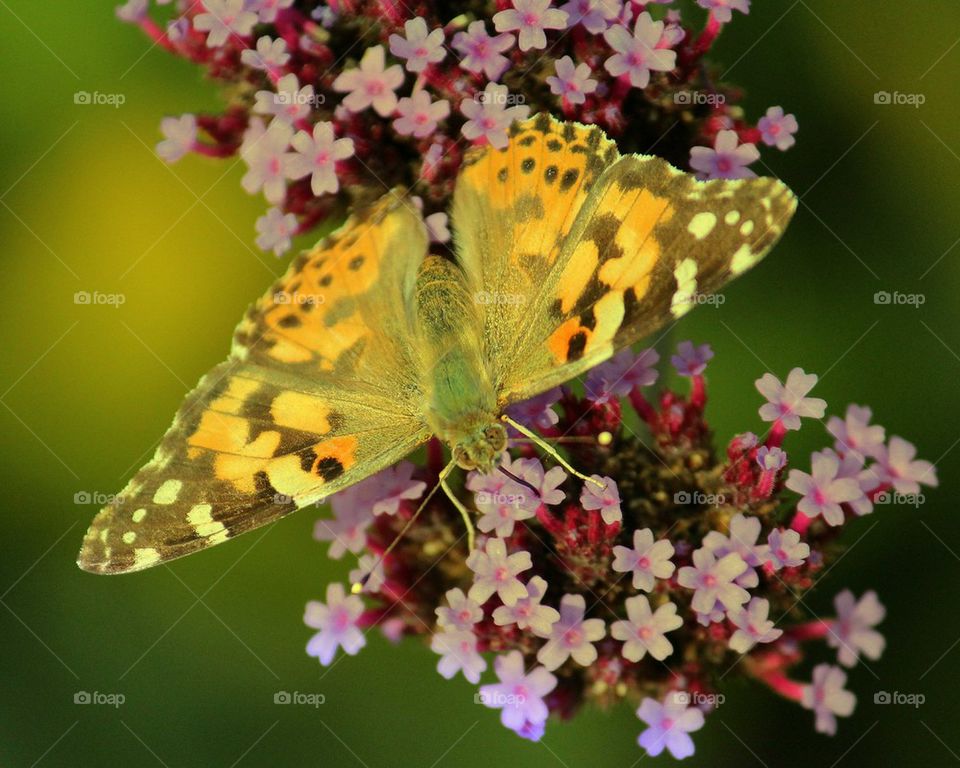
xmin=78 ymin=114 xmax=796 ymax=575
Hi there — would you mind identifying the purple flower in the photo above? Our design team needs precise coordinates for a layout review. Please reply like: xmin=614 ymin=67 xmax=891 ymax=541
xmin=671 ymin=341 xmax=714 ymax=377
xmin=611 ymin=595 xmax=683 ymax=661
xmin=546 ymin=56 xmax=598 ymax=105
xmin=424 ymin=211 xmax=450 ymax=243
xmin=690 ymin=129 xmax=759 ymax=180
xmin=116 ymin=0 xmax=148 ymax=23
xmin=356 ymin=461 xmax=427 ymax=517
xmin=252 ymin=0 xmax=295 ymax=24
xmin=761 ymin=527 xmax=810 ymax=570
xmin=636 ymin=691 xmax=705 ymax=759
xmin=758 ymin=106 xmax=798 ymax=150
xmin=255 ymin=207 xmax=298 ymax=256
xmin=348 ymin=554 xmax=385 ymax=593
xmin=824 ymin=448 xmax=877 ymax=515
xmin=240 ymin=117 xmax=294 ymax=204
xmin=332 ymin=45 xmax=404 ymax=117
xmin=493 ymin=575 xmax=561 ymax=636
xmin=286 ymin=121 xmax=355 ymax=196
xmin=873 ymin=436 xmax=938 ymax=494
xmin=802 ymin=664 xmax=856 ymax=736
xmin=304 ymin=583 xmax=365 ymax=665
xmin=829 ymin=590 xmax=885 ymax=668
xmin=827 ymin=404 xmax=886 ymax=459
xmin=460 ymin=83 xmax=531 ymax=149
xmin=431 ymin=630 xmax=486 ymax=683
xmin=466 ymin=538 xmax=533 ymax=606
xmin=474 ymin=474 xmax=536 ymax=538
xmin=194 ymin=0 xmax=258 ymax=48
xmin=786 ymin=451 xmax=863 ymax=526
xmin=451 ymin=21 xmax=514 ymax=81
xmin=756 ymin=445 xmax=787 ymax=471
xmin=493 ymin=0 xmax=569 ymax=52
xmin=585 ymin=347 xmax=659 ymax=402
xmin=393 ymin=91 xmax=450 ymax=138
xmin=241 ymin=35 xmax=291 ymax=71
xmin=677 ymin=548 xmax=750 ymax=613
xmin=580 ymin=475 xmax=622 ymax=524
xmin=313 ymin=484 xmax=373 ymax=559
xmin=728 ymin=597 xmax=782 ymax=653
xmin=479 ymin=651 xmax=557 ymax=736
xmin=560 ymin=0 xmax=620 ymax=34
xmin=255 ymin=73 xmax=315 ymax=124
xmin=756 ymin=367 xmax=827 ymax=431
xmin=156 ymin=113 xmax=197 ymax=163
xmin=436 ymin=587 xmax=484 ymax=631
xmin=697 ymin=0 xmax=751 ymax=24
xmin=603 ymin=11 xmax=677 ymax=89
xmin=536 ymin=593 xmax=606 ymax=670
xmin=612 ymin=528 xmax=676 ymax=591
xmin=505 ymin=386 xmax=563 ymax=432
xmin=388 ymin=18 xmax=446 ymax=73
xmin=701 ymin=513 xmax=763 ymax=588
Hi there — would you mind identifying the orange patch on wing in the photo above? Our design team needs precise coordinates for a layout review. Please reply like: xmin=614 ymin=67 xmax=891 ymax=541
xmin=547 ymin=318 xmax=592 ymax=364
xmin=556 ymin=240 xmax=599 ymax=315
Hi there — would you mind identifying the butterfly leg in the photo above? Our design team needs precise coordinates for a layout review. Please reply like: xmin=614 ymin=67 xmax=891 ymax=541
xmin=440 ymin=478 xmax=476 ymax=552
xmin=500 ymin=414 xmax=605 ymax=489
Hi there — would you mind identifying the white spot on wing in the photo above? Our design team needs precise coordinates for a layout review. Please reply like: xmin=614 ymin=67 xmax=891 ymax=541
xmin=687 ymin=212 xmax=717 ymax=240
xmin=153 ymin=479 xmax=182 ymax=505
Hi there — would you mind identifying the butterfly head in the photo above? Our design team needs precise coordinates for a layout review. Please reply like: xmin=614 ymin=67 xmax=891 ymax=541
xmin=452 ymin=422 xmax=508 ymax=473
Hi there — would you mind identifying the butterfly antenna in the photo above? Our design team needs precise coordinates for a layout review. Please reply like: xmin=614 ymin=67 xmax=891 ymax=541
xmin=498 ymin=466 xmax=540 ymax=497
xmin=500 ymin=414 xmax=604 ymax=488
xmin=351 ymin=458 xmax=458 ymax=594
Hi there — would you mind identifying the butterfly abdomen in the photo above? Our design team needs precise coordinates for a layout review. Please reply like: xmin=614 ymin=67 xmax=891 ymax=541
xmin=413 ymin=255 xmax=499 ymax=451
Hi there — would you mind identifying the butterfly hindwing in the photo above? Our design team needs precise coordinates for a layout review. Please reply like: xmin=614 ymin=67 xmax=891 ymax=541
xmin=78 ymin=195 xmax=432 ymax=574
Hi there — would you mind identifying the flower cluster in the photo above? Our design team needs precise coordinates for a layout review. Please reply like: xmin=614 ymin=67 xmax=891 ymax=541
xmin=303 ymin=342 xmax=936 ymax=759
xmin=118 ymin=0 xmax=797 ymax=255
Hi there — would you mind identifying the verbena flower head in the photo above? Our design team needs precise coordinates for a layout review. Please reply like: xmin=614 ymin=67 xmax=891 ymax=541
xmin=120 ymin=0 xmax=797 ymax=255
xmin=301 ymin=339 xmax=936 ymax=758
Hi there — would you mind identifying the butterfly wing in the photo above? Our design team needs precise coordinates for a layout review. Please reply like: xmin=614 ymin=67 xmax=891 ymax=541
xmin=79 ymin=193 xmax=432 ymax=574
xmin=452 ymin=114 xmax=796 ymax=403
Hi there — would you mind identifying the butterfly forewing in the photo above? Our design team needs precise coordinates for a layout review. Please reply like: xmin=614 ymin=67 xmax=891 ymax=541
xmin=78 ymin=195 xmax=432 ymax=574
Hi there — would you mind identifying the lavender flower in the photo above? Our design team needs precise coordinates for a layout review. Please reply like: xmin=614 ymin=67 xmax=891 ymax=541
xmin=802 ymin=664 xmax=856 ymax=736
xmin=493 ymin=0 xmax=568 ymax=52
xmin=611 ymin=595 xmax=683 ymax=662
xmin=303 ymin=583 xmax=365 ymax=665
xmin=295 ymin=341 xmax=934 ymax=754
xmin=536 ymin=594 xmax=606 ymax=670
xmin=689 ymin=129 xmax=759 ymax=180
xmin=479 ymin=651 xmax=556 ymax=736
xmin=603 ymin=12 xmax=677 ymax=89
xmin=756 ymin=367 xmax=827 ymax=431
xmin=636 ymin=692 xmax=705 ymax=759
xmin=758 ymin=106 xmax=799 ymax=150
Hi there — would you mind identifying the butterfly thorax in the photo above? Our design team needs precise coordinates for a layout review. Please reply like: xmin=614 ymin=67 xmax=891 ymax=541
xmin=413 ymin=255 xmax=505 ymax=472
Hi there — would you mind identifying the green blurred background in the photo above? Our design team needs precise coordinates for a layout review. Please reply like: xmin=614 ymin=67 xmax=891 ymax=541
xmin=2 ymin=1 xmax=959 ymax=765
